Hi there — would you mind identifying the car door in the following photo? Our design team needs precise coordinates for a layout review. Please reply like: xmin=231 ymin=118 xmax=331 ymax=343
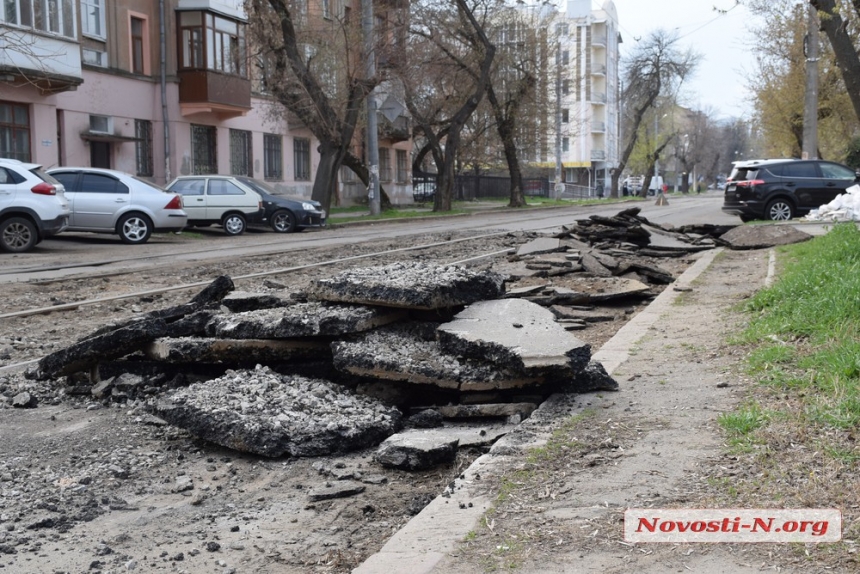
xmin=0 ymin=167 xmax=19 ymax=212
xmin=817 ymin=162 xmax=858 ymax=206
xmin=205 ymin=179 xmax=253 ymax=220
xmin=169 ymin=178 xmax=208 ymax=221
xmin=49 ymin=171 xmax=83 ymax=226
xmin=778 ymin=161 xmax=822 ymax=211
xmin=64 ymin=172 xmax=129 ymax=230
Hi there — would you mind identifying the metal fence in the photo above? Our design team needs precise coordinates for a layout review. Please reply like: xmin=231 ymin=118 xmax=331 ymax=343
xmin=412 ymin=173 xmax=600 ymax=201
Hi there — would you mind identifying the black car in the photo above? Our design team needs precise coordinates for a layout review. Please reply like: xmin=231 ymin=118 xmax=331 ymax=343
xmin=235 ymin=177 xmax=326 ymax=233
xmin=721 ymin=158 xmax=860 ymax=222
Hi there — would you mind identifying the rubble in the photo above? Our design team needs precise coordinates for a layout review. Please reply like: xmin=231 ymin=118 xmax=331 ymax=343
xmin=719 ymin=224 xmax=814 ymax=249
xmin=25 ymin=208 xmax=734 ymax=465
xmin=375 ymin=431 xmax=459 ymax=470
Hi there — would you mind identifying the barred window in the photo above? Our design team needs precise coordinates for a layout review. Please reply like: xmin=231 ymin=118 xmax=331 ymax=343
xmin=264 ymin=134 xmax=283 ymax=180
xmin=378 ymin=147 xmax=391 ymax=182
xmin=0 ymin=101 xmax=30 ymax=162
xmin=191 ymin=124 xmax=217 ymax=174
xmin=294 ymin=137 xmax=310 ymax=181
xmin=134 ymin=119 xmax=153 ymax=177
xmin=395 ymin=149 xmax=408 ymax=183
xmin=230 ymin=129 xmax=253 ymax=177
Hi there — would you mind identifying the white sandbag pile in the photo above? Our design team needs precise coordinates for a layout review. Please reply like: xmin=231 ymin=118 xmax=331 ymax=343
xmin=805 ymin=184 xmax=860 ymax=221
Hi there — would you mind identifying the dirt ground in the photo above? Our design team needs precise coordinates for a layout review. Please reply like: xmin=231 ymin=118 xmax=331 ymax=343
xmin=0 ymin=229 xmax=710 ymax=574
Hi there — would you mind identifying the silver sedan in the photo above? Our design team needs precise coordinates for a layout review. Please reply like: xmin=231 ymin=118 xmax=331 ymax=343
xmin=48 ymin=167 xmax=188 ymax=244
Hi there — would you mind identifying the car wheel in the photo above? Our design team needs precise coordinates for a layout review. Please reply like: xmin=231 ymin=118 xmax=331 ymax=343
xmin=118 ymin=213 xmax=152 ymax=244
xmin=0 ymin=217 xmax=38 ymax=253
xmin=765 ymin=199 xmax=794 ymax=221
xmin=270 ymin=210 xmax=297 ymax=233
xmin=222 ymin=213 xmax=246 ymax=235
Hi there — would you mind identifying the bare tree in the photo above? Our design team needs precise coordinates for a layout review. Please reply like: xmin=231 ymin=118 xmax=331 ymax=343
xmin=399 ymin=0 xmax=496 ymax=212
xmin=809 ymin=0 xmax=860 ymax=125
xmin=611 ymin=30 xmax=698 ymax=198
xmin=246 ymin=0 xmax=386 ymax=215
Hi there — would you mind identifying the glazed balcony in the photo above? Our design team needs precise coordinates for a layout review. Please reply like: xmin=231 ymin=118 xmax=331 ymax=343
xmin=0 ymin=29 xmax=82 ymax=93
xmin=178 ymin=70 xmax=251 ymax=118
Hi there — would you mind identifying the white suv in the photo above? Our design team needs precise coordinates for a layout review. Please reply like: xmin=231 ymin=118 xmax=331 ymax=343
xmin=0 ymin=158 xmax=70 ymax=253
xmin=166 ymin=175 xmax=262 ymax=235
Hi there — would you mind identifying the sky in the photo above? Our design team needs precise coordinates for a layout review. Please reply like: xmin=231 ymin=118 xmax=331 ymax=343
xmin=606 ymin=0 xmax=758 ymax=120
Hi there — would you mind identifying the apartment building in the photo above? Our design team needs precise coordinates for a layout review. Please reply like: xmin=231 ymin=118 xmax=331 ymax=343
xmin=0 ymin=0 xmax=412 ymax=203
xmin=557 ymin=0 xmax=620 ymax=193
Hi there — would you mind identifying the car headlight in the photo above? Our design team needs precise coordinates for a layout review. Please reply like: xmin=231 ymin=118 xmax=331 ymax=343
xmin=301 ymin=202 xmax=317 ymax=211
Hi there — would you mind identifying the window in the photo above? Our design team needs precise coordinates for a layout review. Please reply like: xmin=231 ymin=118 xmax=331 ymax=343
xmin=178 ymin=11 xmax=246 ymax=76
xmin=135 ymin=119 xmax=153 ymax=177
xmin=322 ymin=0 xmax=330 ymax=19
xmin=562 ymin=109 xmax=569 ymax=123
xmin=208 ymin=179 xmax=244 ymax=195
xmin=81 ymin=0 xmax=105 ymax=39
xmin=294 ymin=137 xmax=310 ymax=180
xmin=1 ymin=0 xmax=75 ymax=38
xmin=782 ymin=162 xmax=817 ymax=179
xmin=80 ymin=173 xmax=128 ymax=193
xmin=82 ymin=48 xmax=107 ymax=67
xmin=0 ymin=101 xmax=30 ymax=162
xmin=561 ymin=50 xmax=569 ymax=65
xmin=562 ymin=79 xmax=570 ymax=95
xmin=230 ymin=129 xmax=253 ymax=177
xmin=263 ymin=134 xmax=283 ymax=180
xmin=191 ymin=124 xmax=217 ymax=174
xmin=562 ymin=137 xmax=569 ymax=152
xmin=395 ymin=149 xmax=408 ymax=183
xmin=130 ymin=16 xmax=147 ymax=74
xmin=819 ymin=162 xmax=855 ymax=180
xmin=378 ymin=148 xmax=391 ymax=182
xmin=89 ymin=114 xmax=112 ymax=134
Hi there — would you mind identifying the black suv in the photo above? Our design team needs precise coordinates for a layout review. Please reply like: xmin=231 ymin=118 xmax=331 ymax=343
xmin=722 ymin=158 xmax=860 ymax=221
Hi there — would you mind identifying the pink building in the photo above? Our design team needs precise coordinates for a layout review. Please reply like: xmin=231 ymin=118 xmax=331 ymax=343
xmin=0 ymin=0 xmax=412 ymax=204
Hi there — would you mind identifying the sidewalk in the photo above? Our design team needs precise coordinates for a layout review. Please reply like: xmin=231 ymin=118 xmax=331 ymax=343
xmin=355 ymin=246 xmax=777 ymax=574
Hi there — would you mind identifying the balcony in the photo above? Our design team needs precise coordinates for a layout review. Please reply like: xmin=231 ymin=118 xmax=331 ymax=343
xmin=591 ymin=121 xmax=605 ymax=133
xmin=178 ymin=70 xmax=251 ymax=118
xmin=591 ymin=92 xmax=606 ymax=104
xmin=592 ymin=34 xmax=607 ymax=47
xmin=0 ymin=29 xmax=82 ymax=94
xmin=378 ymin=114 xmax=411 ymax=143
xmin=591 ymin=63 xmax=606 ymax=76
xmin=591 ymin=149 xmax=606 ymax=161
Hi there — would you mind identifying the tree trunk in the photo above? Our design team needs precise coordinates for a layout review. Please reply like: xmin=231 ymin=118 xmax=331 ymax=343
xmin=811 ymin=0 xmax=860 ymax=124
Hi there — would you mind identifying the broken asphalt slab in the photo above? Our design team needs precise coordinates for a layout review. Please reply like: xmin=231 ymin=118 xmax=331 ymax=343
xmin=719 ymin=224 xmax=814 ymax=249
xmin=305 ymin=262 xmax=506 ymax=309
xmin=148 ymin=366 xmax=401 ymax=457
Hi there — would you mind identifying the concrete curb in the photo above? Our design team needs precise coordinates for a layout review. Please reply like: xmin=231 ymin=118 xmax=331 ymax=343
xmin=352 ymin=247 xmax=724 ymax=574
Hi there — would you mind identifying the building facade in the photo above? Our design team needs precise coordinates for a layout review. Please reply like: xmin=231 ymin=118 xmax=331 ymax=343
xmin=556 ymin=0 xmax=620 ymax=194
xmin=0 ymin=0 xmax=412 ymax=204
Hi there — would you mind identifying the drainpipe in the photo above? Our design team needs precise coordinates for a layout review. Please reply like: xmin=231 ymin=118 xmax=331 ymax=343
xmin=159 ymin=0 xmax=171 ymax=183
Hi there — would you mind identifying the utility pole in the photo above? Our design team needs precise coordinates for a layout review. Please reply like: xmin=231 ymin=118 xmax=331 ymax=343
xmin=803 ymin=3 xmax=819 ymax=160
xmin=362 ymin=0 xmax=380 ymax=215
xmin=554 ymin=40 xmax=563 ymax=200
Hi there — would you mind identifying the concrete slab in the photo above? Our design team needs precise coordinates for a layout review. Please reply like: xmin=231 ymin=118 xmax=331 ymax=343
xmin=437 ymin=299 xmax=592 ymax=375
xmin=206 ymin=302 xmax=406 ymax=339
xmin=306 ymin=262 xmax=505 ymax=310
xmin=220 ymin=291 xmax=291 ymax=313
xmin=375 ymin=431 xmax=459 ymax=470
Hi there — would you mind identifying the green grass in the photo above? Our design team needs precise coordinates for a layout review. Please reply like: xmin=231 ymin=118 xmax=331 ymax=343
xmin=724 ymin=222 xmax=860 ymax=457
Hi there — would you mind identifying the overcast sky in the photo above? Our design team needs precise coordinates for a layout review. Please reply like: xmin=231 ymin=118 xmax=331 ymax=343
xmin=606 ymin=0 xmax=758 ymax=120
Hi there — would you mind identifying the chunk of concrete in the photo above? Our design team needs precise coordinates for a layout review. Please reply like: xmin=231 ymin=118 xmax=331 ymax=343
xmin=719 ymin=225 xmax=813 ymax=250
xmin=307 ymin=481 xmax=366 ymax=502
xmin=437 ymin=299 xmax=592 ymax=376
xmin=306 ymin=262 xmax=505 ymax=310
xmin=580 ymin=252 xmax=614 ymax=277
xmin=206 ymin=302 xmax=406 ymax=339
xmin=433 ymin=402 xmax=537 ymax=419
xmin=145 ymin=337 xmax=329 ymax=363
xmin=549 ymin=306 xmax=617 ymax=322
xmin=148 ymin=366 xmax=402 ymax=457
xmin=36 ymin=317 xmax=169 ymax=380
xmin=375 ymin=430 xmax=459 ymax=470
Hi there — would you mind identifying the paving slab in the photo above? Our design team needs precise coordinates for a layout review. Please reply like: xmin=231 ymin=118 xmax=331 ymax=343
xmin=375 ymin=431 xmax=459 ymax=470
xmin=515 ymin=237 xmax=564 ymax=256
xmin=306 ymin=262 xmax=505 ymax=310
xmin=206 ymin=301 xmax=406 ymax=339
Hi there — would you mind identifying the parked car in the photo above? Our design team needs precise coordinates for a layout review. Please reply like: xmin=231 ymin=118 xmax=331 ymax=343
xmin=413 ymin=181 xmax=436 ymax=203
xmin=0 ymin=158 xmax=70 ymax=253
xmin=48 ymin=167 xmax=187 ymax=244
xmin=165 ymin=176 xmax=263 ymax=235
xmin=233 ymin=177 xmax=326 ymax=233
xmin=722 ymin=158 xmax=860 ymax=222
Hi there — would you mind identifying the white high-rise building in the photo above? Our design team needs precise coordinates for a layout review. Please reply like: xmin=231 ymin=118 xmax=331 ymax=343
xmin=558 ymin=0 xmax=621 ymax=194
